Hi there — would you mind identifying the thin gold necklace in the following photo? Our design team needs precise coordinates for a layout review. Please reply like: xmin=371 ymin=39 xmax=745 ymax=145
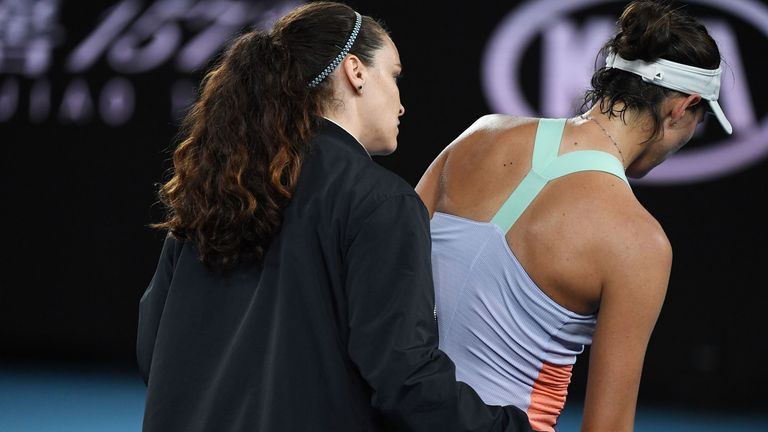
xmin=581 ymin=114 xmax=626 ymax=166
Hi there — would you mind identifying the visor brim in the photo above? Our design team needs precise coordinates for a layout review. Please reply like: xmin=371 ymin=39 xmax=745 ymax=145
xmin=708 ymin=100 xmax=733 ymax=135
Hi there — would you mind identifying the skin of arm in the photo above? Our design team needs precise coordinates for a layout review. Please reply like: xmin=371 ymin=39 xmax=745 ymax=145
xmin=579 ymin=208 xmax=672 ymax=431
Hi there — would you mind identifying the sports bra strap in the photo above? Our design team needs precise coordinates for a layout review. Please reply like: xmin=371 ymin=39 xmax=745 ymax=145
xmin=490 ymin=119 xmax=629 ymax=234
xmin=542 ymin=150 xmax=627 ymax=181
xmin=531 ymin=118 xmax=565 ymax=169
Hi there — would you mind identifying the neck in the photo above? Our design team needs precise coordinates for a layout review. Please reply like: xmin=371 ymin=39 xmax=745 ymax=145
xmin=322 ymin=114 xmax=370 ymax=157
xmin=322 ymin=98 xmax=364 ymax=143
xmin=581 ymin=107 xmax=652 ymax=169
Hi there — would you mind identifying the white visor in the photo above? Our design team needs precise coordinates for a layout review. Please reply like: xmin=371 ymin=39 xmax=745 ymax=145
xmin=605 ymin=52 xmax=732 ymax=134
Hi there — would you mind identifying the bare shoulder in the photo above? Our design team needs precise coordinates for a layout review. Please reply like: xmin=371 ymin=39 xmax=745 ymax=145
xmin=442 ymin=114 xmax=540 ymax=176
xmin=551 ymin=172 xmax=672 ymax=266
xmin=418 ymin=114 xmax=539 ymax=219
xmin=469 ymin=113 xmax=538 ymax=132
xmin=419 ymin=113 xmax=536 ymax=183
xmin=450 ymin=114 xmax=539 ymax=150
xmin=579 ymin=180 xmax=673 ymax=280
xmin=613 ymin=196 xmax=671 ymax=260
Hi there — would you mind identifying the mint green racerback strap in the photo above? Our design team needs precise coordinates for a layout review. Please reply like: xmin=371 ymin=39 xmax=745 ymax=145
xmin=489 ymin=118 xmax=629 ymax=234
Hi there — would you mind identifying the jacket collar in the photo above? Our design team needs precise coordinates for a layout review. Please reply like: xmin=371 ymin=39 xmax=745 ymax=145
xmin=319 ymin=117 xmax=371 ymax=159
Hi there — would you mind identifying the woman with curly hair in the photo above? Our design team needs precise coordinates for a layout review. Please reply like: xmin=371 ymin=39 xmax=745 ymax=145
xmin=137 ymin=2 xmax=531 ymax=431
xmin=417 ymin=1 xmax=731 ymax=431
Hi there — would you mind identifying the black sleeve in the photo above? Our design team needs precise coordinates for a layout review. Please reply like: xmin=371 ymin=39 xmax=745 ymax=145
xmin=136 ymin=235 xmax=183 ymax=384
xmin=344 ymin=194 xmax=532 ymax=432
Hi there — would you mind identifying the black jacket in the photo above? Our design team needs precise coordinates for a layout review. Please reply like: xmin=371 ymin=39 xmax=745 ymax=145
xmin=137 ymin=120 xmax=532 ymax=431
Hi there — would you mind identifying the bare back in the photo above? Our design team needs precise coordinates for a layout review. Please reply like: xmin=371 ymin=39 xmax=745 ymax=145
xmin=417 ymin=114 xmax=674 ymax=430
xmin=419 ymin=114 xmax=657 ymax=314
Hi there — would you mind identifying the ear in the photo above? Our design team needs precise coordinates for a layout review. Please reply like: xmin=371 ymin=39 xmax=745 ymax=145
xmin=670 ymin=94 xmax=703 ymax=122
xmin=340 ymin=54 xmax=366 ymax=93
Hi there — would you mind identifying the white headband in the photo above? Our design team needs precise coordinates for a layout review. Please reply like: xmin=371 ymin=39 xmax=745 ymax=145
xmin=605 ymin=51 xmax=732 ymax=134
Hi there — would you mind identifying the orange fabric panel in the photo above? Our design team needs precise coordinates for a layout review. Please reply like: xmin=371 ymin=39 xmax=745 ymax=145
xmin=527 ymin=362 xmax=573 ymax=432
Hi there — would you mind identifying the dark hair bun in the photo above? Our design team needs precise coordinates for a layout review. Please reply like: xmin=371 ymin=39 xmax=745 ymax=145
xmin=612 ymin=0 xmax=673 ymax=61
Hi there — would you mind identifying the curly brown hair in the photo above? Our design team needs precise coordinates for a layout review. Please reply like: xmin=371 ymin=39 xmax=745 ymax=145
xmin=154 ymin=2 xmax=388 ymax=270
